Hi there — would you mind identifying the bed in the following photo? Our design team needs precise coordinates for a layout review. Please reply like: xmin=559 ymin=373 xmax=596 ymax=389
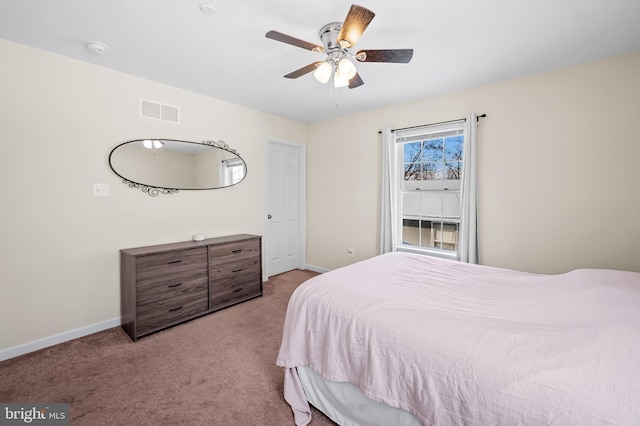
xmin=276 ymin=252 xmax=640 ymax=425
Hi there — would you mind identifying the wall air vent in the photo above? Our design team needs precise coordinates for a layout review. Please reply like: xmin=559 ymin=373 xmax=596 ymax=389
xmin=139 ymin=99 xmax=180 ymax=123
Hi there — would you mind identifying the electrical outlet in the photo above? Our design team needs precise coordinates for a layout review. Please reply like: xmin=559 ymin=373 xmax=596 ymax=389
xmin=93 ymin=183 xmax=110 ymax=197
xmin=347 ymin=248 xmax=355 ymax=257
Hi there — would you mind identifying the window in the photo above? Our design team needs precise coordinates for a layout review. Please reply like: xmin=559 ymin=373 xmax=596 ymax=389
xmin=219 ymin=158 xmax=245 ymax=186
xmin=381 ymin=114 xmax=478 ymax=262
xmin=396 ymin=123 xmax=464 ymax=256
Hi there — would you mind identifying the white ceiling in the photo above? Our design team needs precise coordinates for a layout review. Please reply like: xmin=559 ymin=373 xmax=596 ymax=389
xmin=1 ymin=0 xmax=639 ymax=123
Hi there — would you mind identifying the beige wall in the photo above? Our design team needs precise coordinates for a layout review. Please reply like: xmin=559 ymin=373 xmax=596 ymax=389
xmin=307 ymin=51 xmax=640 ymax=274
xmin=0 ymin=38 xmax=307 ymax=351
xmin=2 ymin=36 xmax=639 ymax=355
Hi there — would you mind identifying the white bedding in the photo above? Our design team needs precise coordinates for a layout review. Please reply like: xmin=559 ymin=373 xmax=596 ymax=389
xmin=276 ymin=252 xmax=640 ymax=426
xmin=296 ymin=365 xmax=423 ymax=426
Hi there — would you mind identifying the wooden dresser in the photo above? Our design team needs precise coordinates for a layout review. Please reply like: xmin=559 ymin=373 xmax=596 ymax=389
xmin=120 ymin=234 xmax=262 ymax=341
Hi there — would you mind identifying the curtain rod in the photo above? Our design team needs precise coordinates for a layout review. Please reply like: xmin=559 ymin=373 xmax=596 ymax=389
xmin=377 ymin=113 xmax=487 ymax=134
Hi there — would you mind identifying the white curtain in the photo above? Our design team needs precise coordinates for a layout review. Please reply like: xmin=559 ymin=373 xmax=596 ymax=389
xmin=458 ymin=113 xmax=479 ymax=263
xmin=379 ymin=128 xmax=397 ymax=254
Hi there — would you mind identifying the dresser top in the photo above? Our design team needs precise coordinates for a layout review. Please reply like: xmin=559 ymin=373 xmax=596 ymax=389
xmin=121 ymin=234 xmax=261 ymax=256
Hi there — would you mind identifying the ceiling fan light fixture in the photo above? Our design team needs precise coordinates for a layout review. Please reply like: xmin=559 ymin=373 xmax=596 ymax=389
xmin=314 ymin=61 xmax=332 ymax=84
xmin=338 ymin=57 xmax=357 ymax=80
xmin=143 ymin=140 xmax=164 ymax=149
xmin=333 ymin=71 xmax=349 ymax=88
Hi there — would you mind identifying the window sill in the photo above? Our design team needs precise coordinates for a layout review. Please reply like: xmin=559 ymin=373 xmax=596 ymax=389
xmin=396 ymin=245 xmax=458 ymax=260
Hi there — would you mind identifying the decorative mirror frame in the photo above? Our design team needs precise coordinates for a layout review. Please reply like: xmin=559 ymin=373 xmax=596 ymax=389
xmin=108 ymin=139 xmax=244 ymax=196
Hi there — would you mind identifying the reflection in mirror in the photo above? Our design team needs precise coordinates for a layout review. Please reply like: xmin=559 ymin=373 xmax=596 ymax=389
xmin=108 ymin=139 xmax=246 ymax=196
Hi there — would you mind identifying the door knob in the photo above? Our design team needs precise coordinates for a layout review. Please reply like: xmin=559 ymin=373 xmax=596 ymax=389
xmin=268 ymin=214 xmax=272 ymax=219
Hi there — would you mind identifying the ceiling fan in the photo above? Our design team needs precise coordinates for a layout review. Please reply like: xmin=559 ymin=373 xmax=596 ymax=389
xmin=265 ymin=4 xmax=413 ymax=89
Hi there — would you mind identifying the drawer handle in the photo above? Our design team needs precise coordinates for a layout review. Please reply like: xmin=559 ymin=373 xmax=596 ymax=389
xmin=167 ymin=260 xmax=182 ymax=264
xmin=168 ymin=306 xmax=183 ymax=312
xmin=233 ymin=287 xmax=243 ymax=293
xmin=167 ymin=282 xmax=183 ymax=288
xmin=231 ymin=249 xmax=242 ymax=253
xmin=232 ymin=268 xmax=244 ymax=273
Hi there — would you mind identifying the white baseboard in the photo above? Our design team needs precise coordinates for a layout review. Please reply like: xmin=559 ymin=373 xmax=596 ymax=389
xmin=305 ymin=264 xmax=330 ymax=274
xmin=1 ymin=266 xmax=329 ymax=362
xmin=0 ymin=317 xmax=121 ymax=362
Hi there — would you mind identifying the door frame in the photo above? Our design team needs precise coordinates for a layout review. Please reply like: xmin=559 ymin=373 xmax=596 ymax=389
xmin=265 ymin=138 xmax=307 ymax=280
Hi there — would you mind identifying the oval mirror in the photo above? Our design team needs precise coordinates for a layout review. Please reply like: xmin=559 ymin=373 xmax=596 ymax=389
xmin=108 ymin=139 xmax=246 ymax=196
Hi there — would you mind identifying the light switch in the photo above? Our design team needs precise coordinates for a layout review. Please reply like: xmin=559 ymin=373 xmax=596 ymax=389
xmin=93 ymin=183 xmax=110 ymax=197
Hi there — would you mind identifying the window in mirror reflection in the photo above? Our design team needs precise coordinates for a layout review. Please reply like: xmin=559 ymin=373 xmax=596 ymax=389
xmin=220 ymin=158 xmax=246 ymax=186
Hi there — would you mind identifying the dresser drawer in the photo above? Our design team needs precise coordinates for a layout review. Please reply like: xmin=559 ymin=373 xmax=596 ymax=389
xmin=210 ymin=257 xmax=260 ymax=290
xmin=136 ymin=247 xmax=207 ymax=281
xmin=136 ymin=281 xmax=208 ymax=335
xmin=209 ymin=238 xmax=260 ymax=265
xmin=210 ymin=280 xmax=261 ymax=310
xmin=137 ymin=273 xmax=208 ymax=304
xmin=210 ymin=282 xmax=261 ymax=310
xmin=210 ymin=258 xmax=260 ymax=305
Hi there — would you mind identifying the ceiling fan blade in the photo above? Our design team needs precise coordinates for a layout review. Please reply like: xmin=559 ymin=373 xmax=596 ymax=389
xmin=337 ymin=5 xmax=375 ymax=48
xmin=266 ymin=30 xmax=324 ymax=52
xmin=356 ymin=49 xmax=414 ymax=63
xmin=284 ymin=62 xmax=322 ymax=79
xmin=348 ymin=72 xmax=364 ymax=89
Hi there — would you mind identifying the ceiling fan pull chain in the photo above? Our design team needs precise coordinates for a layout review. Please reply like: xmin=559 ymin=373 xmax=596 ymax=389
xmin=329 ymin=70 xmax=335 ymax=104
xmin=327 ymin=63 xmax=340 ymax=107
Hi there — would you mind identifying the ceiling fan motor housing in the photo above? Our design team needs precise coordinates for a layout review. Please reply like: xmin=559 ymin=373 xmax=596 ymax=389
xmin=319 ymin=22 xmax=347 ymax=61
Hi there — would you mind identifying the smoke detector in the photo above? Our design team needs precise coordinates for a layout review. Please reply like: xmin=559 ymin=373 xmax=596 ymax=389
xmin=199 ymin=4 xmax=217 ymax=15
xmin=86 ymin=41 xmax=108 ymax=55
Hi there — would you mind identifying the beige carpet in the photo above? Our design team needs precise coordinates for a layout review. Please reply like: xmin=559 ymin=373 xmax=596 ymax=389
xmin=0 ymin=269 xmax=336 ymax=425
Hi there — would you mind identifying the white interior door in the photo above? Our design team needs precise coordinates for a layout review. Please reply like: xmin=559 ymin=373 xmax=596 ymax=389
xmin=267 ymin=141 xmax=305 ymax=277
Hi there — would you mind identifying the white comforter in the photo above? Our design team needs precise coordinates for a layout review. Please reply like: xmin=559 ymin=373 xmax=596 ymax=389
xmin=276 ymin=252 xmax=640 ymax=426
